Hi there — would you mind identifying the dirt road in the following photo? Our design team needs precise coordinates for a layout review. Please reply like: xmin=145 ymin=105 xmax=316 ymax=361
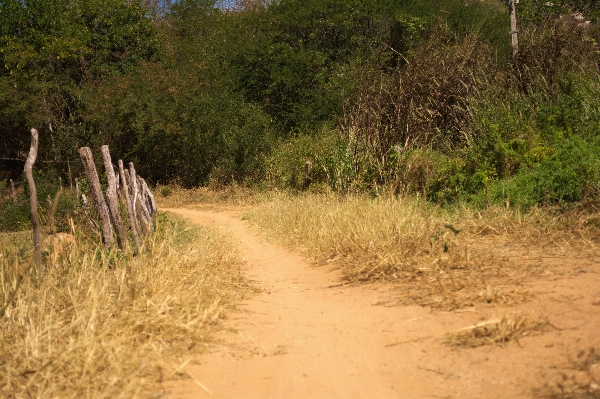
xmin=163 ymin=208 xmax=600 ymax=399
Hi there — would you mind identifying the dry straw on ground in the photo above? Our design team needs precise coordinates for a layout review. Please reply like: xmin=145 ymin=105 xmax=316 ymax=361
xmin=246 ymin=193 xmax=600 ymax=310
xmin=0 ymin=213 xmax=250 ymax=399
xmin=444 ymin=315 xmax=554 ymax=348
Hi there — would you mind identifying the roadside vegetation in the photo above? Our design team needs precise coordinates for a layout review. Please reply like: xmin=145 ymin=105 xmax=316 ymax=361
xmin=1 ymin=0 xmax=599 ymax=212
xmin=245 ymin=193 xmax=600 ymax=309
xmin=2 ymin=0 xmax=600 ymax=396
xmin=0 ymin=208 xmax=250 ymax=398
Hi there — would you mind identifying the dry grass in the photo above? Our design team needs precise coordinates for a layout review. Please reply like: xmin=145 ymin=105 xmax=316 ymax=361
xmin=246 ymin=193 xmax=600 ymax=310
xmin=0 ymin=212 xmax=250 ymax=398
xmin=155 ymin=183 xmax=266 ymax=208
xmin=444 ymin=315 xmax=554 ymax=348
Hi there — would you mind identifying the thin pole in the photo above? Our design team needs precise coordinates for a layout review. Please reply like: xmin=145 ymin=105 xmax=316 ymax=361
xmin=79 ymin=147 xmax=114 ymax=248
xmin=508 ymin=0 xmax=519 ymax=56
xmin=24 ymin=129 xmax=41 ymax=273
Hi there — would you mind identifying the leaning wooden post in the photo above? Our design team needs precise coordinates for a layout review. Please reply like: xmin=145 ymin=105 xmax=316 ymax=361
xmin=119 ymin=160 xmax=141 ymax=248
xmin=9 ymin=179 xmax=17 ymax=203
xmin=141 ymin=178 xmax=157 ymax=216
xmin=115 ymin=166 xmax=120 ymax=196
xmin=137 ymin=176 xmax=152 ymax=224
xmin=24 ymin=129 xmax=41 ymax=273
xmin=78 ymin=147 xmax=114 ymax=248
xmin=101 ymin=145 xmax=127 ymax=250
xmin=129 ymin=162 xmax=149 ymax=235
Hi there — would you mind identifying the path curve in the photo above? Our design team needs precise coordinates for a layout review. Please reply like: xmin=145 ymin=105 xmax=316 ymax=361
xmin=162 ymin=207 xmax=600 ymax=399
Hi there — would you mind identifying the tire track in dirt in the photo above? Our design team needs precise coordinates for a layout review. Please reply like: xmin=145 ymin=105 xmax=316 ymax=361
xmin=162 ymin=207 xmax=600 ymax=399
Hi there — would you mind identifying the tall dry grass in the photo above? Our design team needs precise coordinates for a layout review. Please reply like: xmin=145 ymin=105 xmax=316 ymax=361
xmin=0 ymin=213 xmax=249 ymax=398
xmin=155 ymin=183 xmax=266 ymax=208
xmin=246 ymin=194 xmax=600 ymax=309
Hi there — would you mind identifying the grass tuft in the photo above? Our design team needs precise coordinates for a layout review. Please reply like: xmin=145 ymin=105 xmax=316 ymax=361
xmin=444 ymin=315 xmax=554 ymax=348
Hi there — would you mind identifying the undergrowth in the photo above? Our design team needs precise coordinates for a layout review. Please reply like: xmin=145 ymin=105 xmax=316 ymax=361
xmin=0 ymin=212 xmax=250 ymax=398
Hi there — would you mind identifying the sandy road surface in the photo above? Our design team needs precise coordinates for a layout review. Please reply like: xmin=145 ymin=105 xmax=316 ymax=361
xmin=163 ymin=207 xmax=600 ymax=399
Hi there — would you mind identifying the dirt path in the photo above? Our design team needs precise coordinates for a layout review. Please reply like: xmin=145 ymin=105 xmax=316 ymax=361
xmin=163 ymin=208 xmax=600 ymax=399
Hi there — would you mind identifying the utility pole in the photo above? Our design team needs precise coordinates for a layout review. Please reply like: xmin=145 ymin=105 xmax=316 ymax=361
xmin=506 ymin=0 xmax=519 ymax=56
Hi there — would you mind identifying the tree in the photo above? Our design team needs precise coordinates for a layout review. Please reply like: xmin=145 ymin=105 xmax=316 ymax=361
xmin=0 ymin=0 xmax=157 ymax=166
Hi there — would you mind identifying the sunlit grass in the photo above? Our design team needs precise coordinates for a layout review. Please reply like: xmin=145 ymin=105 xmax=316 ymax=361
xmin=0 ymin=212 xmax=250 ymax=399
xmin=245 ymin=193 xmax=600 ymax=309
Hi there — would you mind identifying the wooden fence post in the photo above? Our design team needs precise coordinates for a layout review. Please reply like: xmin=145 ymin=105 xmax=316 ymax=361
xmin=78 ymin=147 xmax=114 ymax=248
xmin=141 ymin=177 xmax=157 ymax=216
xmin=101 ymin=145 xmax=127 ymax=250
xmin=9 ymin=179 xmax=16 ymax=203
xmin=75 ymin=178 xmax=80 ymax=201
xmin=115 ymin=166 xmax=120 ymax=195
xmin=24 ymin=129 xmax=41 ymax=273
xmin=137 ymin=176 xmax=152 ymax=225
xmin=129 ymin=162 xmax=149 ymax=236
xmin=119 ymin=160 xmax=142 ymax=248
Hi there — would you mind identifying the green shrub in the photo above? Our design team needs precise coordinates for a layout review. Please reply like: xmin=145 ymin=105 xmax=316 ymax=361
xmin=475 ymin=137 xmax=600 ymax=209
xmin=0 ymin=171 xmax=80 ymax=233
xmin=264 ymin=126 xmax=355 ymax=192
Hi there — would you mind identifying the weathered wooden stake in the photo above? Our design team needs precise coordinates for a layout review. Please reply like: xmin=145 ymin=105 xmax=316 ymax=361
xmin=141 ymin=178 xmax=157 ymax=216
xmin=119 ymin=160 xmax=142 ymax=248
xmin=24 ymin=129 xmax=41 ymax=272
xmin=79 ymin=147 xmax=114 ymax=248
xmin=136 ymin=176 xmax=153 ymax=234
xmin=115 ymin=167 xmax=120 ymax=195
xmin=9 ymin=179 xmax=16 ymax=203
xmin=303 ymin=161 xmax=313 ymax=189
xmin=508 ymin=0 xmax=519 ymax=56
xmin=101 ymin=145 xmax=127 ymax=250
xmin=129 ymin=162 xmax=149 ymax=235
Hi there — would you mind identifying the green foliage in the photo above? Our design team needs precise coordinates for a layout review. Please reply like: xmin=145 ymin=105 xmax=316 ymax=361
xmin=517 ymin=0 xmax=600 ymax=25
xmin=0 ymin=171 xmax=79 ymax=232
xmin=0 ymin=0 xmax=157 ymax=170
xmin=0 ymin=197 xmax=30 ymax=232
xmin=480 ymin=137 xmax=600 ymax=209
xmin=264 ymin=128 xmax=354 ymax=192
xmin=0 ymin=0 xmax=599 ymax=213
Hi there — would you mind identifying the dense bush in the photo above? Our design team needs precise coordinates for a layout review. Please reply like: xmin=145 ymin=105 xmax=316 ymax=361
xmin=1 ymin=0 xmax=600 ymax=210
